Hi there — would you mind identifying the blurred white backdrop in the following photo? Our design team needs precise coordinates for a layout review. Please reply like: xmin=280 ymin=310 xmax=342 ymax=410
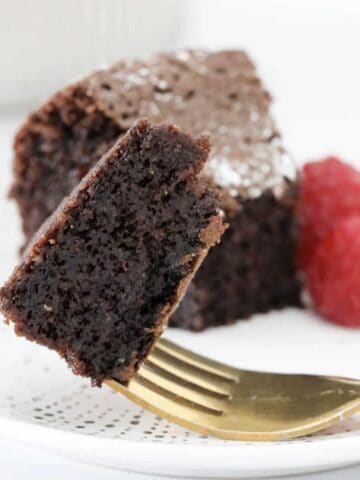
xmin=0 ymin=0 xmax=187 ymax=105
xmin=179 ymin=0 xmax=360 ymax=164
xmin=1 ymin=0 xmax=360 ymax=164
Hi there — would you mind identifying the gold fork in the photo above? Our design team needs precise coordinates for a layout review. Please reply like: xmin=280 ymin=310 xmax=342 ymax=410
xmin=105 ymin=338 xmax=360 ymax=441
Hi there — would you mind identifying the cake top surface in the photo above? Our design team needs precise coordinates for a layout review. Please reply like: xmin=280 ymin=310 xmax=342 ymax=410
xmin=86 ymin=50 xmax=296 ymax=199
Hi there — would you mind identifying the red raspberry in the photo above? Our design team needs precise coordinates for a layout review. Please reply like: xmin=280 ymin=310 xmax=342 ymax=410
xmin=297 ymin=157 xmax=360 ymax=269
xmin=308 ymin=216 xmax=360 ymax=327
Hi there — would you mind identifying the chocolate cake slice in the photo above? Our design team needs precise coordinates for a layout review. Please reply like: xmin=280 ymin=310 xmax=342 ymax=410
xmin=0 ymin=119 xmax=224 ymax=384
xmin=11 ymin=50 xmax=301 ymax=330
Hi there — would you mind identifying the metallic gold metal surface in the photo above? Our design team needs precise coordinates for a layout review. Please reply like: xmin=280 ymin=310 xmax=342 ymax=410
xmin=105 ymin=338 xmax=360 ymax=441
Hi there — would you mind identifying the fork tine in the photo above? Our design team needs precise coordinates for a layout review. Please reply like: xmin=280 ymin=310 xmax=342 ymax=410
xmin=155 ymin=338 xmax=239 ymax=381
xmin=137 ymin=363 xmax=226 ymax=413
xmin=148 ymin=349 xmax=233 ymax=397
xmin=106 ymin=376 xmax=223 ymax=416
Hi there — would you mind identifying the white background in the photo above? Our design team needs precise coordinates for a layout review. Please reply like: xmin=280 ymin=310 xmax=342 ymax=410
xmin=2 ymin=0 xmax=360 ymax=478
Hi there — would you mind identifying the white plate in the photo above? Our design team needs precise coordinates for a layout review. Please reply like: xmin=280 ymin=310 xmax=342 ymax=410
xmin=3 ymin=311 xmax=360 ymax=479
xmin=2 ymin=103 xmax=360 ymax=478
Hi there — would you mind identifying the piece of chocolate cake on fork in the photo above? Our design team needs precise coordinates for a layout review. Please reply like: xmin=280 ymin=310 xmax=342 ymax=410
xmin=0 ymin=120 xmax=225 ymax=385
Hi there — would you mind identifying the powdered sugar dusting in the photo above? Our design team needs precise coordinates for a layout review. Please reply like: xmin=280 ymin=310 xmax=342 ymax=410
xmin=205 ymin=156 xmax=246 ymax=189
xmin=89 ymin=50 xmax=298 ymax=199
xmin=205 ymin=144 xmax=297 ymax=199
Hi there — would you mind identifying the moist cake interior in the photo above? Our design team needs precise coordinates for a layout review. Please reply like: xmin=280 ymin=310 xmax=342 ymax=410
xmin=172 ymin=188 xmax=300 ymax=329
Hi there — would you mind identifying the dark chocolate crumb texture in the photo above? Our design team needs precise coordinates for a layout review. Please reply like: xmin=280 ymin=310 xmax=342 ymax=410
xmin=11 ymin=50 xmax=301 ymax=330
xmin=0 ymin=120 xmax=224 ymax=385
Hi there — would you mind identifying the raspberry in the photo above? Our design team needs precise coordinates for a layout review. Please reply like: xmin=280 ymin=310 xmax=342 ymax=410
xmin=297 ymin=157 xmax=360 ymax=269
xmin=308 ymin=216 xmax=360 ymax=327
